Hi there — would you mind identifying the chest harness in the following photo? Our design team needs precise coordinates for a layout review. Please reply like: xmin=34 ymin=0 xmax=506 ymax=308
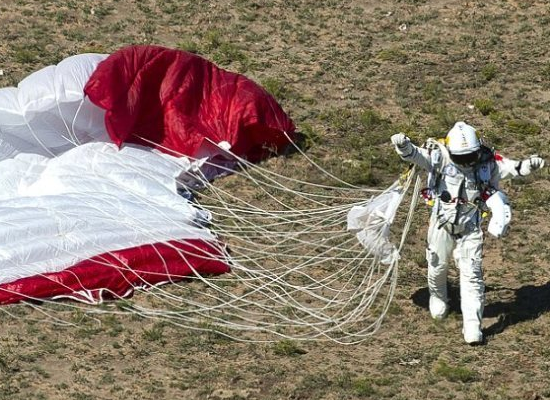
xmin=420 ymin=140 xmax=497 ymax=236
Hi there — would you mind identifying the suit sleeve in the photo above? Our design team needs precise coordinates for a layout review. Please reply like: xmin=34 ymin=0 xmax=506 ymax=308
xmin=494 ymin=152 xmax=522 ymax=180
xmin=394 ymin=143 xmax=433 ymax=171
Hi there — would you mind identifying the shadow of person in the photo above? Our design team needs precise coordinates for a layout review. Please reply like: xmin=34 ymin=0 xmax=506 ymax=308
xmin=411 ymin=281 xmax=550 ymax=339
xmin=483 ymin=281 xmax=550 ymax=337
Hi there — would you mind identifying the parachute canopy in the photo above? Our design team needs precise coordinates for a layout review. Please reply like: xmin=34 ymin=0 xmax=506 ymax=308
xmin=0 ymin=45 xmax=295 ymax=304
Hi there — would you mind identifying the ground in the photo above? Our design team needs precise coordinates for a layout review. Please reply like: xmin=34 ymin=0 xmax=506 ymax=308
xmin=1 ymin=0 xmax=550 ymax=399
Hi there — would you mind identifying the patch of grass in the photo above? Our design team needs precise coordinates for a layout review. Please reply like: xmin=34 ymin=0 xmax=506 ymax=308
xmin=321 ymin=107 xmax=393 ymax=146
xmin=295 ymin=122 xmax=322 ymax=151
xmin=360 ymin=108 xmax=388 ymax=129
xmin=377 ymin=48 xmax=408 ymax=63
xmin=541 ymin=63 xmax=550 ymax=80
xmin=177 ymin=38 xmax=200 ymax=54
xmin=212 ymin=42 xmax=248 ymax=68
xmin=433 ymin=360 xmax=477 ymax=383
xmin=13 ymin=46 xmax=38 ymax=64
xmin=272 ymin=340 xmax=307 ymax=356
xmin=424 ymin=106 xmax=458 ymax=137
xmin=515 ymin=186 xmax=550 ymax=209
xmin=480 ymin=128 xmax=504 ymax=148
xmin=506 ymin=119 xmax=541 ymax=138
xmin=339 ymin=159 xmax=382 ymax=186
xmin=488 ymin=110 xmax=509 ymax=125
xmin=142 ymin=323 xmax=165 ymax=342
xmin=352 ymin=378 xmax=377 ymax=397
xmin=422 ymin=80 xmax=444 ymax=102
xmin=261 ymin=77 xmax=289 ymax=101
xmin=474 ymin=98 xmax=496 ymax=116
xmin=481 ymin=63 xmax=498 ymax=82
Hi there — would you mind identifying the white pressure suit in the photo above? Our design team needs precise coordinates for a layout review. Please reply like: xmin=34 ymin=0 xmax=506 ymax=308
xmin=392 ymin=126 xmax=544 ymax=344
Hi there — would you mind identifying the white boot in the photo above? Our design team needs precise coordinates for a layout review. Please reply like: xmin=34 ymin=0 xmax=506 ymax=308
xmin=463 ymin=324 xmax=483 ymax=345
xmin=429 ymin=295 xmax=449 ymax=320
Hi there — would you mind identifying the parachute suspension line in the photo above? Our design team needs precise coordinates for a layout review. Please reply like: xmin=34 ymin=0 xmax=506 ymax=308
xmin=55 ymin=93 xmax=80 ymax=148
xmin=154 ymin=141 xmax=411 ymax=342
xmin=399 ymin=169 xmax=421 ymax=252
xmin=126 ymin=152 xmax=412 ymax=343
xmin=0 ymin=48 xmax=419 ymax=343
xmin=135 ymin=135 xmax=379 ymax=195
xmin=279 ymin=131 xmax=363 ymax=190
xmin=201 ymin=136 xmax=376 ymax=193
xmin=21 ymin=113 xmax=57 ymax=158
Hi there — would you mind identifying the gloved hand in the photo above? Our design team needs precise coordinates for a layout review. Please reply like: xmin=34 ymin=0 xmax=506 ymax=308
xmin=391 ymin=133 xmax=410 ymax=149
xmin=519 ymin=155 xmax=545 ymax=176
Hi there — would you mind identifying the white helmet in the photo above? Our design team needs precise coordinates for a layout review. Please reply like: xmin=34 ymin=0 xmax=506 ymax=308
xmin=445 ymin=122 xmax=481 ymax=166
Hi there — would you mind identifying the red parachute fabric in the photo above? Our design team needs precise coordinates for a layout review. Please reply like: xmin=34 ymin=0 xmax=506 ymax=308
xmin=84 ymin=45 xmax=296 ymax=161
xmin=0 ymin=240 xmax=229 ymax=305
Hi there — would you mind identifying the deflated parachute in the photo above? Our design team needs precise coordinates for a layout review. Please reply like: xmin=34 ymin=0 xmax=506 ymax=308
xmin=0 ymin=45 xmax=295 ymax=304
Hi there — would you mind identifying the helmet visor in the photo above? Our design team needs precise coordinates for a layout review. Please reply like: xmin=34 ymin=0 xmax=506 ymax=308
xmin=450 ymin=150 xmax=480 ymax=166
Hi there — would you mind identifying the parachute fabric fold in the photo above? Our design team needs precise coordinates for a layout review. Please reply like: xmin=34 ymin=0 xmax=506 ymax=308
xmin=0 ymin=240 xmax=229 ymax=305
xmin=84 ymin=45 xmax=296 ymax=161
xmin=0 ymin=53 xmax=109 ymax=159
xmin=0 ymin=143 xmax=230 ymax=304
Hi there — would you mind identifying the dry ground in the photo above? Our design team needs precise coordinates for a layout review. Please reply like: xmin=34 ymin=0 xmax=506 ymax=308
xmin=1 ymin=0 xmax=550 ymax=399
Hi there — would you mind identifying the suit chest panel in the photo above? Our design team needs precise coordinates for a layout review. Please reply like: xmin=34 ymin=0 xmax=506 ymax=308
xmin=438 ymin=164 xmax=480 ymax=201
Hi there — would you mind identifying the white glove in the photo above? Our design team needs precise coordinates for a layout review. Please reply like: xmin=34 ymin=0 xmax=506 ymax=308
xmin=519 ymin=155 xmax=545 ymax=176
xmin=391 ymin=133 xmax=410 ymax=149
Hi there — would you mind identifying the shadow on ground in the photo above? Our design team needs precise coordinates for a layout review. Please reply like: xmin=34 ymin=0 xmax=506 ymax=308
xmin=411 ymin=281 xmax=550 ymax=338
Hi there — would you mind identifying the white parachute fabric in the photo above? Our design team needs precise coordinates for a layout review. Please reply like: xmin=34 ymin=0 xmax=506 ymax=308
xmin=0 ymin=142 xmax=216 ymax=283
xmin=347 ymin=180 xmax=404 ymax=265
xmin=0 ymin=54 xmax=109 ymax=159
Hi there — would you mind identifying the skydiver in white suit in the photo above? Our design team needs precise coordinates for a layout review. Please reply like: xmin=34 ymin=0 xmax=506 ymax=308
xmin=391 ymin=122 xmax=545 ymax=344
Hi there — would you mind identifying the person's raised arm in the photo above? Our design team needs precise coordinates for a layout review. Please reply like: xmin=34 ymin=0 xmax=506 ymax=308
xmin=495 ymin=153 xmax=545 ymax=180
xmin=391 ymin=133 xmax=432 ymax=171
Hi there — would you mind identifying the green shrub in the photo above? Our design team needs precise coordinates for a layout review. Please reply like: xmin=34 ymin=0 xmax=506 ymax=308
xmin=272 ymin=340 xmax=307 ymax=356
xmin=261 ymin=77 xmax=288 ymax=101
xmin=377 ymin=48 xmax=408 ymax=63
xmin=481 ymin=63 xmax=498 ymax=81
xmin=177 ymin=38 xmax=200 ymax=54
xmin=353 ymin=378 xmax=377 ymax=397
xmin=474 ymin=98 xmax=495 ymax=116
xmin=541 ymin=64 xmax=550 ymax=80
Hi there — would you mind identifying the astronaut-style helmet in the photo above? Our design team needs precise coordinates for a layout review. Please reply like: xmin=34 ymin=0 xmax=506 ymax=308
xmin=445 ymin=121 xmax=481 ymax=166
